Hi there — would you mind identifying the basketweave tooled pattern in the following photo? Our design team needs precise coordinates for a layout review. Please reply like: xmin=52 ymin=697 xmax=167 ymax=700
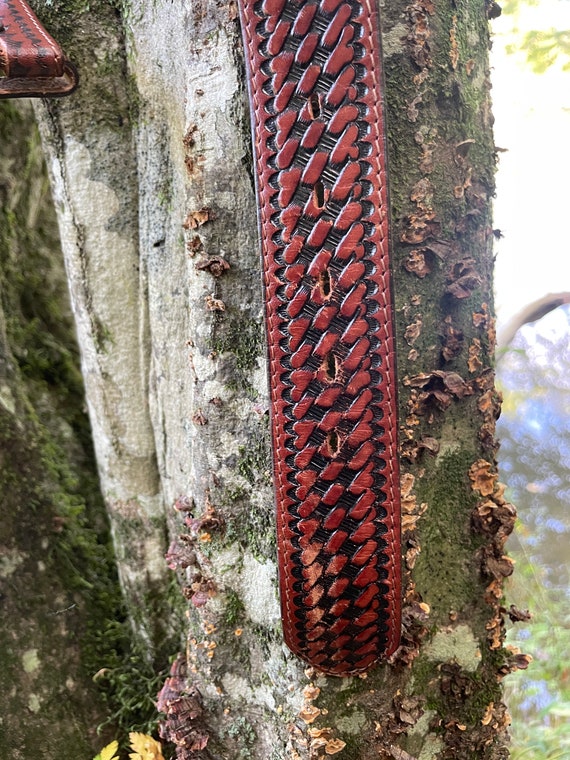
xmin=239 ymin=0 xmax=401 ymax=675
xmin=0 ymin=0 xmax=62 ymax=77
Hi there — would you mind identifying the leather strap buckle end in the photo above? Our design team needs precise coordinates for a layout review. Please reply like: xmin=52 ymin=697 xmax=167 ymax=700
xmin=0 ymin=59 xmax=78 ymax=98
xmin=0 ymin=0 xmax=78 ymax=98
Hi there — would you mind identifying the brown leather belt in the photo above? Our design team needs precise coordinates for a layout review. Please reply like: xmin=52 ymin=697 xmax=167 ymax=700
xmin=238 ymin=0 xmax=401 ymax=675
xmin=0 ymin=0 xmax=77 ymax=97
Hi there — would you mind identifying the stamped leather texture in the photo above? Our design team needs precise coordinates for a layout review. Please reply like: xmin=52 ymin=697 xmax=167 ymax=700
xmin=239 ymin=0 xmax=401 ymax=675
xmin=0 ymin=0 xmax=77 ymax=97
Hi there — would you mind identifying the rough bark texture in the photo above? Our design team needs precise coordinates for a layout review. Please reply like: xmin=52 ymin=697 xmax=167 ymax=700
xmin=21 ymin=0 xmax=522 ymax=757
xmin=0 ymin=100 xmax=113 ymax=757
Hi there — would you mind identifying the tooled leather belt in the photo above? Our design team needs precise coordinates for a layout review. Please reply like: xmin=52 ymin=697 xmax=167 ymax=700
xmin=237 ymin=0 xmax=401 ymax=674
xmin=0 ymin=0 xmax=77 ymax=98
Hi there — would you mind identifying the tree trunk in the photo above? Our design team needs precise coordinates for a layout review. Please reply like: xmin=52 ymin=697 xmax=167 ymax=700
xmin=0 ymin=99 xmax=116 ymax=757
xmin=21 ymin=0 xmax=523 ymax=757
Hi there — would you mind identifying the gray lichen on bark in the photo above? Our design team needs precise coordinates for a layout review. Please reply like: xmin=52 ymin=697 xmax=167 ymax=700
xmin=34 ymin=0 xmax=177 ymax=653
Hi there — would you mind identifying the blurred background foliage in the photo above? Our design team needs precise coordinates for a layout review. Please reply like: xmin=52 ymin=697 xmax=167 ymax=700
xmin=498 ymin=306 xmax=570 ymax=758
xmin=493 ymin=0 xmax=570 ymax=756
xmin=501 ymin=0 xmax=570 ymax=72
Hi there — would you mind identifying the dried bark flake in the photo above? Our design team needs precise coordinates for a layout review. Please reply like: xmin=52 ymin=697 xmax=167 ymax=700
xmin=325 ymin=739 xmax=347 ymax=754
xmin=195 ymin=256 xmax=230 ymax=277
xmin=205 ymin=294 xmax=226 ymax=311
xmin=401 ymin=210 xmax=440 ymax=244
xmin=184 ymin=208 xmax=210 ymax=230
xmin=404 ymin=318 xmax=423 ymax=345
xmin=299 ymin=705 xmax=321 ymax=724
xmin=468 ymin=338 xmax=483 ymax=373
xmin=404 ymin=249 xmax=432 ymax=278
xmin=445 ymin=259 xmax=482 ymax=299
xmin=469 ymin=459 xmax=496 ymax=496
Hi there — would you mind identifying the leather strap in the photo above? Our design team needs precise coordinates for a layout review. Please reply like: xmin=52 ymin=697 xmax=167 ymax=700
xmin=238 ymin=0 xmax=401 ymax=675
xmin=0 ymin=0 xmax=77 ymax=97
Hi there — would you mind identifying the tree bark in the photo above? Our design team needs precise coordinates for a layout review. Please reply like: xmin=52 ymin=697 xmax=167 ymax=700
xmin=26 ymin=0 xmax=522 ymax=757
xmin=0 ymin=99 xmax=114 ymax=757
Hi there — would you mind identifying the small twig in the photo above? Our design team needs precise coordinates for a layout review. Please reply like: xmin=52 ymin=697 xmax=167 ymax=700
xmin=49 ymin=603 xmax=77 ymax=616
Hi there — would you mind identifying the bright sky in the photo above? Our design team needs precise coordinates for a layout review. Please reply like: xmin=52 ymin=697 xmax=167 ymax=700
xmin=491 ymin=0 xmax=570 ymax=329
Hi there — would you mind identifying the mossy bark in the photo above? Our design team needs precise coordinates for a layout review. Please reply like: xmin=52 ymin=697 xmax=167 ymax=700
xmin=21 ymin=0 xmax=522 ymax=757
xmin=0 ymin=100 xmax=114 ymax=757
